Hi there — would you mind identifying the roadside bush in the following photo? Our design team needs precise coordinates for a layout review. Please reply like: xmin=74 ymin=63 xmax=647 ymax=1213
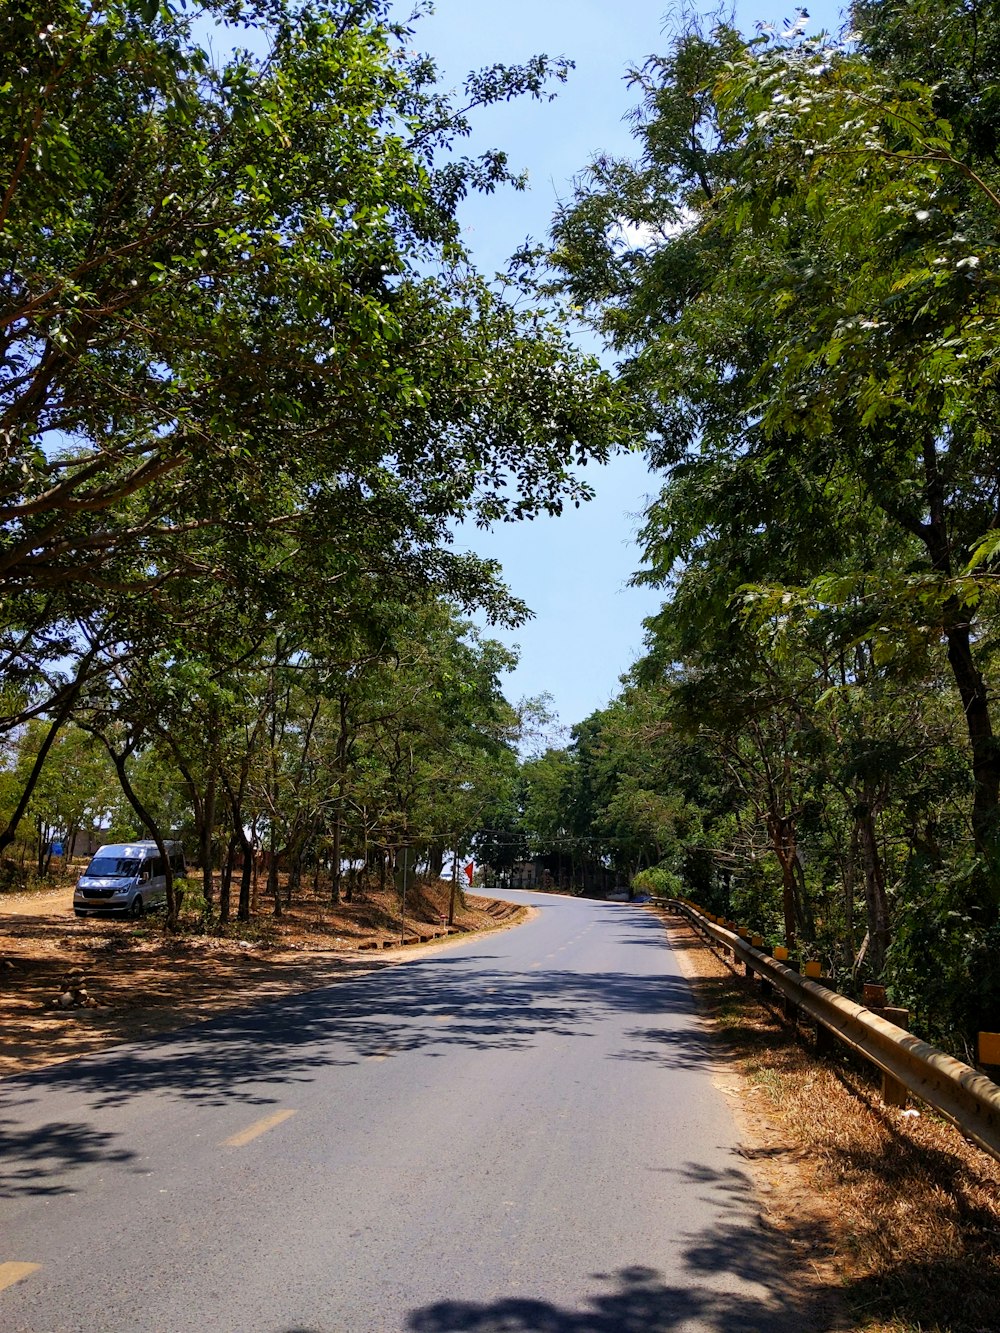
xmin=632 ymin=866 xmax=683 ymax=898
xmin=887 ymin=872 xmax=1000 ymax=1054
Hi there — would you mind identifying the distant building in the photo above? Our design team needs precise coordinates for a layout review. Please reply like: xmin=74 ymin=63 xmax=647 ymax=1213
xmin=508 ymin=859 xmax=545 ymax=890
xmin=502 ymin=857 xmax=616 ymax=897
xmin=68 ymin=830 xmax=103 ymax=859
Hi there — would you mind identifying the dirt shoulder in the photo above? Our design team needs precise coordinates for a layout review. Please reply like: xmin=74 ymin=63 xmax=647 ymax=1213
xmin=0 ymin=880 xmax=527 ymax=1078
xmin=659 ymin=907 xmax=1000 ymax=1333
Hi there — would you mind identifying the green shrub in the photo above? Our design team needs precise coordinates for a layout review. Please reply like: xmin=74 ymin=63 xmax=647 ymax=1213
xmin=632 ymin=866 xmax=684 ymax=899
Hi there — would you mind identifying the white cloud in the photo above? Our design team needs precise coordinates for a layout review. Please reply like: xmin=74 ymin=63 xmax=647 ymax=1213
xmin=613 ymin=208 xmax=699 ymax=251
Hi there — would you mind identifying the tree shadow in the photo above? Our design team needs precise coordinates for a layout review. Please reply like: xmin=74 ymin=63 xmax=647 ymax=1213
xmin=403 ymin=1259 xmax=834 ymax=1332
xmin=5 ymin=954 xmax=698 ymax=1113
xmin=0 ymin=937 xmax=709 ymax=1194
xmin=661 ymin=920 xmax=1000 ymax=1331
xmin=610 ymin=1025 xmax=721 ymax=1070
xmin=0 ymin=1117 xmax=136 ymax=1198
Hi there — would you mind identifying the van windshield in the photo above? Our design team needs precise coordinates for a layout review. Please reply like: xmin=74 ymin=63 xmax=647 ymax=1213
xmin=85 ymin=858 xmax=141 ymax=878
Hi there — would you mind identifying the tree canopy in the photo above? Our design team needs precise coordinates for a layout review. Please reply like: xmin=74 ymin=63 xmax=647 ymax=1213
xmin=0 ymin=0 xmax=634 ymax=875
xmin=547 ymin=0 xmax=1000 ymax=1042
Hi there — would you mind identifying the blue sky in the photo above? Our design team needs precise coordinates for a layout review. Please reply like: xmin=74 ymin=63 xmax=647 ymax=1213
xmin=410 ymin=0 xmax=848 ymax=731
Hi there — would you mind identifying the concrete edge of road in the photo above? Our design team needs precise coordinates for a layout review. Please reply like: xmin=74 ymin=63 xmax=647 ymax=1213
xmin=372 ymin=902 xmax=538 ymax=961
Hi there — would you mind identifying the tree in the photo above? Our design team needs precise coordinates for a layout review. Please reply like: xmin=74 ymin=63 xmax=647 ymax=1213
xmin=0 ymin=0 xmax=635 ymax=861
xmin=2 ymin=0 xmax=625 ymax=597
xmin=552 ymin=11 xmax=1000 ymax=917
xmin=12 ymin=722 xmax=116 ymax=872
xmin=707 ymin=11 xmax=1000 ymax=873
xmin=549 ymin=4 xmax=1000 ymax=1036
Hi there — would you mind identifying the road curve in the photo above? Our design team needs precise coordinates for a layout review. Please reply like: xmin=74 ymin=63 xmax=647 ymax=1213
xmin=1 ymin=891 xmax=828 ymax=1331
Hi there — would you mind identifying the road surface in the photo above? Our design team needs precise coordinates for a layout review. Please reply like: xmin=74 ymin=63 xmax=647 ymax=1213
xmin=1 ymin=891 xmax=826 ymax=1331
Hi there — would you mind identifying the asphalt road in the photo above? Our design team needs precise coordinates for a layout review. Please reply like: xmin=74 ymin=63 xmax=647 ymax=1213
xmin=1 ymin=892 xmax=824 ymax=1332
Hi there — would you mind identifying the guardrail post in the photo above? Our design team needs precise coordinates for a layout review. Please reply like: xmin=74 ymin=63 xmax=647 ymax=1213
xmin=858 ymin=985 xmax=910 ymax=1103
xmin=881 ymin=1074 xmax=908 ymax=1106
xmin=804 ymin=962 xmax=837 ymax=1049
xmin=781 ymin=958 xmax=801 ymax=1020
xmin=764 ymin=945 xmax=786 ymax=1006
xmin=815 ymin=1021 xmax=835 ymax=1055
xmin=746 ymin=934 xmax=764 ymax=982
xmin=875 ymin=1006 xmax=911 ymax=1107
xmin=978 ymin=1032 xmax=1000 ymax=1073
xmin=736 ymin=929 xmax=753 ymax=977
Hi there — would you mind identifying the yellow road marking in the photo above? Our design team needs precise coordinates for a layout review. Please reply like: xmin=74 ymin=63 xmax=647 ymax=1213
xmin=432 ymin=1014 xmax=453 ymax=1023
xmin=222 ymin=1109 xmax=296 ymax=1147
xmin=0 ymin=1263 xmax=41 ymax=1292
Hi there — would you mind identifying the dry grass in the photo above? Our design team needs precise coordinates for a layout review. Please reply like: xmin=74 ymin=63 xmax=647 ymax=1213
xmin=662 ymin=912 xmax=1000 ymax=1333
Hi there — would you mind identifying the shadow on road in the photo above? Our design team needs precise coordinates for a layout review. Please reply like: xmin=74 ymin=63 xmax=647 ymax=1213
xmin=5 ymin=958 xmax=695 ymax=1107
xmin=0 ymin=1117 xmax=136 ymax=1198
xmin=402 ymin=1259 xmax=832 ymax=1331
xmin=2 ymin=909 xmax=697 ymax=1117
xmin=0 ymin=906 xmax=740 ymax=1205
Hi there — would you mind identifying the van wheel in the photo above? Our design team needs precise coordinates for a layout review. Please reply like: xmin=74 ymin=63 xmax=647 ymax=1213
xmin=130 ymin=897 xmax=144 ymax=920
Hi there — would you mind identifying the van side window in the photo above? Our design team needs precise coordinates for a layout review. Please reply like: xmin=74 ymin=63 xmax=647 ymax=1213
xmin=170 ymin=852 xmax=184 ymax=872
xmin=150 ymin=857 xmax=164 ymax=877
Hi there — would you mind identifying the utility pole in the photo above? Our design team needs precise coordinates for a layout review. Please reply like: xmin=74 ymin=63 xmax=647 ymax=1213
xmin=449 ymin=839 xmax=459 ymax=927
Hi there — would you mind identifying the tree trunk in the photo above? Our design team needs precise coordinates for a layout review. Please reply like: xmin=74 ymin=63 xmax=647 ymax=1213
xmin=790 ymin=846 xmax=815 ymax=940
xmin=267 ymin=805 xmax=282 ymax=920
xmin=945 ymin=620 xmax=1000 ymax=877
xmin=767 ymin=812 xmax=798 ymax=950
xmin=220 ymin=832 xmax=237 ymax=924
xmin=856 ymin=797 xmax=891 ymax=976
xmin=917 ymin=440 xmax=1000 ymax=908
xmin=286 ymin=844 xmax=301 ymax=907
xmin=200 ymin=769 xmax=217 ymax=911
xmin=346 ymin=836 xmax=359 ymax=903
xmin=224 ymin=789 xmax=252 ymax=923
xmin=330 ymin=814 xmax=343 ymax=905
xmin=843 ymin=819 xmax=860 ymax=961
xmin=238 ymin=827 xmax=253 ymax=923
xmin=428 ymin=843 xmax=445 ymax=879
xmin=65 ymin=821 xmax=79 ymax=867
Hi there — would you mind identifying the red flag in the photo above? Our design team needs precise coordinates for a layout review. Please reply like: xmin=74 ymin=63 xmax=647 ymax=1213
xmin=463 ymin=861 xmax=474 ymax=885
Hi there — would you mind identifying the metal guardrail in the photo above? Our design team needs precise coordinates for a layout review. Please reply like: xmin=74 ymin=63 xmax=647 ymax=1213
xmin=660 ymin=897 xmax=1000 ymax=1164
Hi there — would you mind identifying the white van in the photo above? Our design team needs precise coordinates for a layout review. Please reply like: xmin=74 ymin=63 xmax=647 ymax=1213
xmin=73 ymin=841 xmax=186 ymax=919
